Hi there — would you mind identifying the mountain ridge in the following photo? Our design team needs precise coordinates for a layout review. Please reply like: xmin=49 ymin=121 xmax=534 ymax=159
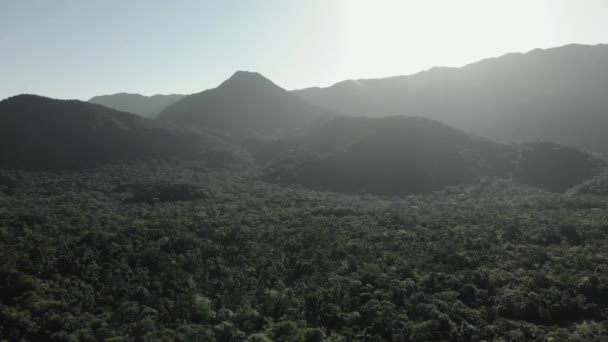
xmin=261 ymin=115 xmax=604 ymax=194
xmin=89 ymin=93 xmax=186 ymax=118
xmin=294 ymin=43 xmax=608 ymax=153
xmin=0 ymin=94 xmax=238 ymax=170
xmin=295 ymin=43 xmax=608 ymax=90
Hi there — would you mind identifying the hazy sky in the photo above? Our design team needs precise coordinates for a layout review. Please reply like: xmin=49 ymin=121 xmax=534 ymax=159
xmin=1 ymin=0 xmax=607 ymax=100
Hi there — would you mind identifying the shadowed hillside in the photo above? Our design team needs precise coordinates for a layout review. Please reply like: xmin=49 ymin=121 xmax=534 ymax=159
xmin=0 ymin=95 xmax=244 ymax=170
xmin=261 ymin=116 xmax=604 ymax=195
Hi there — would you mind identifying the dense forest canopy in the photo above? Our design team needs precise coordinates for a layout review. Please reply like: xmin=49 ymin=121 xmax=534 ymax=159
xmin=1 ymin=162 xmax=608 ymax=341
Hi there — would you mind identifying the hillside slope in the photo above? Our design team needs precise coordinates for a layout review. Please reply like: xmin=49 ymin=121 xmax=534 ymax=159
xmin=262 ymin=116 xmax=604 ymax=194
xmin=0 ymin=95 xmax=239 ymax=170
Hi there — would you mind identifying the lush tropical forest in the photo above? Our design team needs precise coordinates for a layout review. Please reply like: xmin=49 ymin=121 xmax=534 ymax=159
xmin=1 ymin=159 xmax=608 ymax=341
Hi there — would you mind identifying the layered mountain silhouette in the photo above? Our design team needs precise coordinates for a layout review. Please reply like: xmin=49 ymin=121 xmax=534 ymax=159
xmin=0 ymin=95 xmax=235 ymax=170
xmin=159 ymin=71 xmax=328 ymax=137
xmin=262 ymin=116 xmax=604 ymax=194
xmin=1 ymin=94 xmax=602 ymax=193
xmin=3 ymin=46 xmax=607 ymax=194
xmin=89 ymin=93 xmax=185 ymax=118
xmin=295 ymin=44 xmax=608 ymax=153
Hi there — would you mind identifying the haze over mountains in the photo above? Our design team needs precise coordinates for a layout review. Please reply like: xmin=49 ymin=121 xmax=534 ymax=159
xmin=295 ymin=44 xmax=608 ymax=153
xmin=83 ymin=44 xmax=608 ymax=154
xmin=2 ymin=44 xmax=608 ymax=195
xmin=89 ymin=93 xmax=185 ymax=118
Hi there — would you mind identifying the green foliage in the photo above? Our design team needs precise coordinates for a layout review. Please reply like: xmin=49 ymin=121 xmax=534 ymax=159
xmin=569 ymin=170 xmax=608 ymax=196
xmin=1 ymin=163 xmax=608 ymax=340
xmin=119 ymin=182 xmax=206 ymax=204
xmin=516 ymin=142 xmax=604 ymax=192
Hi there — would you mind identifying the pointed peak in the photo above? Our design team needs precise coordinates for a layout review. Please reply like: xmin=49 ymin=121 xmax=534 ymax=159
xmin=219 ymin=70 xmax=284 ymax=91
xmin=230 ymin=70 xmax=264 ymax=79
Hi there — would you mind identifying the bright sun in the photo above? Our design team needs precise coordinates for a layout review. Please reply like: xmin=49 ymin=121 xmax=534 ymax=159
xmin=336 ymin=0 xmax=559 ymax=80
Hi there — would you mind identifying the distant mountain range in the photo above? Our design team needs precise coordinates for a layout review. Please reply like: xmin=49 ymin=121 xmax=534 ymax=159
xmin=295 ymin=44 xmax=608 ymax=153
xmin=3 ymin=93 xmax=599 ymax=192
xmin=0 ymin=95 xmax=239 ymax=170
xmin=89 ymin=93 xmax=185 ymax=118
xmin=158 ymin=71 xmax=329 ymax=137
xmin=4 ymin=44 xmax=608 ymax=194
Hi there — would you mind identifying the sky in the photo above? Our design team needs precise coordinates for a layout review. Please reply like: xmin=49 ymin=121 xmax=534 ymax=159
xmin=1 ymin=0 xmax=607 ymax=100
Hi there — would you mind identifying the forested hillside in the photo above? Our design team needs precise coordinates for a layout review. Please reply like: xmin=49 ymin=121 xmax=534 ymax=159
xmin=0 ymin=95 xmax=247 ymax=170
xmin=260 ymin=116 xmax=605 ymax=195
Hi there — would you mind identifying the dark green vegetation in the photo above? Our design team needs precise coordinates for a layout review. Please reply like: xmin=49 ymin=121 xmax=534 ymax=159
xmin=1 ymin=162 xmax=608 ymax=341
xmin=260 ymin=116 xmax=604 ymax=195
xmin=0 ymin=95 xmax=245 ymax=170
xmin=118 ymin=182 xmax=207 ymax=204
xmin=515 ymin=143 xmax=604 ymax=193
xmin=159 ymin=71 xmax=328 ymax=137
xmin=295 ymin=44 xmax=608 ymax=153
xmin=89 ymin=93 xmax=186 ymax=119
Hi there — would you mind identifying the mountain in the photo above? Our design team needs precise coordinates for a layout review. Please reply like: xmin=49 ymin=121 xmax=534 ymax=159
xmin=295 ymin=44 xmax=608 ymax=153
xmin=89 ymin=93 xmax=185 ymax=118
xmin=262 ymin=116 xmax=604 ymax=195
xmin=158 ymin=71 xmax=328 ymax=137
xmin=516 ymin=142 xmax=604 ymax=192
xmin=0 ymin=95 xmax=240 ymax=170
